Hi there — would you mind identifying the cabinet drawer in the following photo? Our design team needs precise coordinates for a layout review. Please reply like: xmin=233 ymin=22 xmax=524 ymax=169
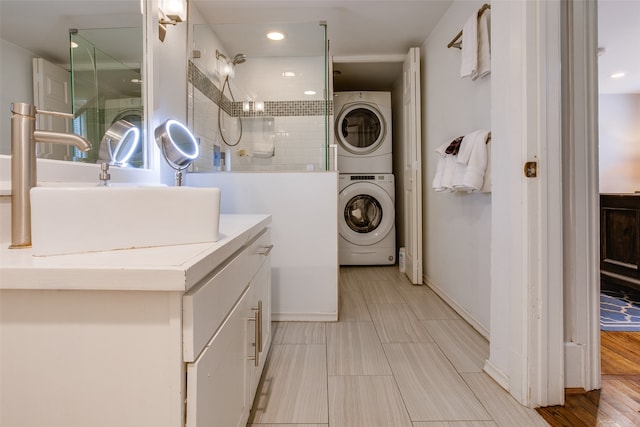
xmin=183 ymin=250 xmax=251 ymax=362
xmin=246 ymin=228 xmax=272 ymax=282
xmin=183 ymin=228 xmax=272 ymax=362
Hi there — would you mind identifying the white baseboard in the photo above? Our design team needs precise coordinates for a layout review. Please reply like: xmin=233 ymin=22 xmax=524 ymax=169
xmin=424 ymin=276 xmax=490 ymax=340
xmin=483 ymin=359 xmax=510 ymax=392
xmin=564 ymin=341 xmax=585 ymax=388
xmin=272 ymin=312 xmax=338 ymax=322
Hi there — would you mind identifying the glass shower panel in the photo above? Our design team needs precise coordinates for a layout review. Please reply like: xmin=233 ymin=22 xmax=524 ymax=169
xmin=188 ymin=21 xmax=329 ymax=172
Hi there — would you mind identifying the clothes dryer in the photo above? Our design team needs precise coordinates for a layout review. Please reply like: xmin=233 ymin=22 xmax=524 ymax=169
xmin=339 ymin=174 xmax=396 ymax=265
xmin=334 ymin=91 xmax=392 ymax=173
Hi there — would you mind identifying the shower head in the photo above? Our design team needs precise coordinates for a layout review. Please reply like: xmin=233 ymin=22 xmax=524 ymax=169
xmin=215 ymin=49 xmax=227 ymax=61
xmin=216 ymin=50 xmax=246 ymax=65
xmin=232 ymin=53 xmax=247 ymax=65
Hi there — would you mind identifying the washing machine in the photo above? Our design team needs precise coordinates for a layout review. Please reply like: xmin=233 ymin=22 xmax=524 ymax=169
xmin=334 ymin=91 xmax=393 ymax=174
xmin=104 ymin=97 xmax=143 ymax=129
xmin=339 ymin=174 xmax=396 ymax=265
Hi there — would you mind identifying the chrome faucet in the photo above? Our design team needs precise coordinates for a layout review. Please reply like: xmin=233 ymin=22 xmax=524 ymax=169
xmin=9 ymin=102 xmax=92 ymax=249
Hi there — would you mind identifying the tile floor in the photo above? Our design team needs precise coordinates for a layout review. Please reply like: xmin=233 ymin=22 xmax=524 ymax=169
xmin=248 ymin=266 xmax=549 ymax=427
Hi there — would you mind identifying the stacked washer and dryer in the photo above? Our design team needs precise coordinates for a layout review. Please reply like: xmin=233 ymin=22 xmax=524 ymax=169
xmin=335 ymin=91 xmax=396 ymax=265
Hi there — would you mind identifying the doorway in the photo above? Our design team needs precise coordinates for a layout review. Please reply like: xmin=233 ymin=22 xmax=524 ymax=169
xmin=597 ymin=0 xmax=640 ymax=397
xmin=333 ymin=50 xmax=422 ymax=285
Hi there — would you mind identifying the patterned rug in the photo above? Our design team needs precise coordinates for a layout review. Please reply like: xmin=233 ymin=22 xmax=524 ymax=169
xmin=600 ymin=287 xmax=640 ymax=331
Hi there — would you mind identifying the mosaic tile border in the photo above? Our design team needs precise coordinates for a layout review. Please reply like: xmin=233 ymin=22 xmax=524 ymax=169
xmin=188 ymin=60 xmax=332 ymax=118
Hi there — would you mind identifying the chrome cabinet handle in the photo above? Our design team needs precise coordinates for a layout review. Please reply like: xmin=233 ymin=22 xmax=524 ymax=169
xmin=257 ymin=245 xmax=274 ymax=256
xmin=251 ymin=300 xmax=263 ymax=353
xmin=248 ymin=308 xmax=259 ymax=367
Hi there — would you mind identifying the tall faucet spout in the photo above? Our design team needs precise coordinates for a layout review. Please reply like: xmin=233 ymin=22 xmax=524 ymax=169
xmin=34 ymin=130 xmax=92 ymax=151
xmin=9 ymin=102 xmax=92 ymax=249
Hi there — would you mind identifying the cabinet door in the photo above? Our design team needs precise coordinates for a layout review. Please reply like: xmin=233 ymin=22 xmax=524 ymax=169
xmin=601 ymin=206 xmax=640 ymax=280
xmin=186 ymin=288 xmax=249 ymax=427
xmin=248 ymin=255 xmax=272 ymax=402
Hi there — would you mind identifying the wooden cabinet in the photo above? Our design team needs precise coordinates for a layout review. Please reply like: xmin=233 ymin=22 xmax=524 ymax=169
xmin=600 ymin=194 xmax=640 ymax=288
xmin=0 ymin=218 xmax=272 ymax=427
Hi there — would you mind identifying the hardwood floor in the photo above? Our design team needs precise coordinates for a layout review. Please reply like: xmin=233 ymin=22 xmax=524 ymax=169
xmin=536 ymin=331 xmax=640 ymax=426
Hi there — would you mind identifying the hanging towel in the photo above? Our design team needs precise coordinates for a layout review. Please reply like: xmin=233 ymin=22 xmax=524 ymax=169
xmin=480 ymin=138 xmax=492 ymax=193
xmin=445 ymin=136 xmax=464 ymax=155
xmin=457 ymin=130 xmax=490 ymax=165
xmin=459 ymin=12 xmax=478 ymax=78
xmin=432 ymin=143 xmax=449 ymax=192
xmin=453 ymin=131 xmax=489 ymax=192
xmin=473 ymin=9 xmax=491 ymax=81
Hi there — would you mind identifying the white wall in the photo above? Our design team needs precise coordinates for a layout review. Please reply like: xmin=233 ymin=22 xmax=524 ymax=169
xmin=0 ymin=39 xmax=37 ymax=155
xmin=188 ymin=172 xmax=339 ymax=321
xmin=421 ymin=0 xmax=492 ymax=335
xmin=599 ymin=93 xmax=640 ymax=193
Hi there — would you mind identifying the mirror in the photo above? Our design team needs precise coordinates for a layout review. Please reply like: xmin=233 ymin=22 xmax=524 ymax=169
xmin=0 ymin=0 xmax=146 ymax=168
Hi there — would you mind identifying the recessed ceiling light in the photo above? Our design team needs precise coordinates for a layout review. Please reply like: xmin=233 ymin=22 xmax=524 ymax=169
xmin=304 ymin=90 xmax=316 ymax=96
xmin=282 ymin=71 xmax=296 ymax=77
xmin=267 ymin=31 xmax=285 ymax=41
xmin=610 ymin=72 xmax=626 ymax=79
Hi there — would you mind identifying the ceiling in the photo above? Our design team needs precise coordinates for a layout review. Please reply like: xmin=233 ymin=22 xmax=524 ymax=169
xmin=192 ymin=0 xmax=452 ymax=91
xmin=597 ymin=0 xmax=640 ymax=94
xmin=0 ymin=1 xmax=142 ymax=65
xmin=2 ymin=1 xmax=638 ymax=94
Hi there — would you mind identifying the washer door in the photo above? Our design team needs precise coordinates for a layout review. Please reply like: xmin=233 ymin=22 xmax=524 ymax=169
xmin=339 ymin=182 xmax=395 ymax=246
xmin=336 ymin=102 xmax=386 ymax=155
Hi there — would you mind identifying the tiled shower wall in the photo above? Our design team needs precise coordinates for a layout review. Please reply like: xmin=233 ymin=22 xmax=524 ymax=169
xmin=188 ymin=59 xmax=332 ymax=172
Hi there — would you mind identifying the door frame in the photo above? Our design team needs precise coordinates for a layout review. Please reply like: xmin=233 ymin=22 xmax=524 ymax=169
xmin=488 ymin=0 xmax=565 ymax=407
xmin=561 ymin=0 xmax=601 ymax=392
xmin=332 ymin=52 xmax=423 ymax=282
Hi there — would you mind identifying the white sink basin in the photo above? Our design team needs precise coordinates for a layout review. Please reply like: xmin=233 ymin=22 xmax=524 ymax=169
xmin=30 ymin=186 xmax=221 ymax=256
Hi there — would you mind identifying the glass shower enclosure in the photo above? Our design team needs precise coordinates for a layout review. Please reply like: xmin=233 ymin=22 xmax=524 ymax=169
xmin=188 ymin=21 xmax=331 ymax=172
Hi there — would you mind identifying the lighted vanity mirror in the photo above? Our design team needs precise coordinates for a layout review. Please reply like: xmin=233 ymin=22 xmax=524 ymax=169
xmin=155 ymin=119 xmax=200 ymax=186
xmin=0 ymin=0 xmax=147 ymax=168
xmin=98 ymin=119 xmax=141 ymax=167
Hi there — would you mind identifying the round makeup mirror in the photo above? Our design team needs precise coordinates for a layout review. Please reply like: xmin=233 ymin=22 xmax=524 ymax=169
xmin=98 ymin=119 xmax=141 ymax=167
xmin=154 ymin=119 xmax=200 ymax=186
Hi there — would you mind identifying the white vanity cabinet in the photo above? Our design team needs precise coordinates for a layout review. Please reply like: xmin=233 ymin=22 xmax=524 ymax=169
xmin=0 ymin=215 xmax=272 ymax=427
xmin=184 ymin=228 xmax=272 ymax=427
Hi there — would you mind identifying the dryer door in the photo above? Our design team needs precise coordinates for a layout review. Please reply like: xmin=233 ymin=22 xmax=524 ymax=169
xmin=339 ymin=182 xmax=395 ymax=246
xmin=336 ymin=102 xmax=386 ymax=155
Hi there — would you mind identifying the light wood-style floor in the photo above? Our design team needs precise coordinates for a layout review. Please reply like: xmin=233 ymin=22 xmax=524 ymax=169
xmin=247 ymin=265 xmax=549 ymax=426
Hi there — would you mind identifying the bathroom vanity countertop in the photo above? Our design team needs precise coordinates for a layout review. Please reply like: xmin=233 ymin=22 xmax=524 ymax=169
xmin=0 ymin=214 xmax=271 ymax=291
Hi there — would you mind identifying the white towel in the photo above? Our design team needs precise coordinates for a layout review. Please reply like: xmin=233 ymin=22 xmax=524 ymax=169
xmin=431 ymin=143 xmax=449 ymax=192
xmin=480 ymin=139 xmax=492 ymax=193
xmin=473 ymin=9 xmax=491 ymax=81
xmin=453 ymin=131 xmax=489 ymax=192
xmin=457 ymin=130 xmax=490 ymax=165
xmin=459 ymin=13 xmax=478 ymax=78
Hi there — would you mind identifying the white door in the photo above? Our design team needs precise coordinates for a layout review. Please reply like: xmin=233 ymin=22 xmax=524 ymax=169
xmin=402 ymin=47 xmax=422 ymax=284
xmin=32 ymin=57 xmax=73 ymax=160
